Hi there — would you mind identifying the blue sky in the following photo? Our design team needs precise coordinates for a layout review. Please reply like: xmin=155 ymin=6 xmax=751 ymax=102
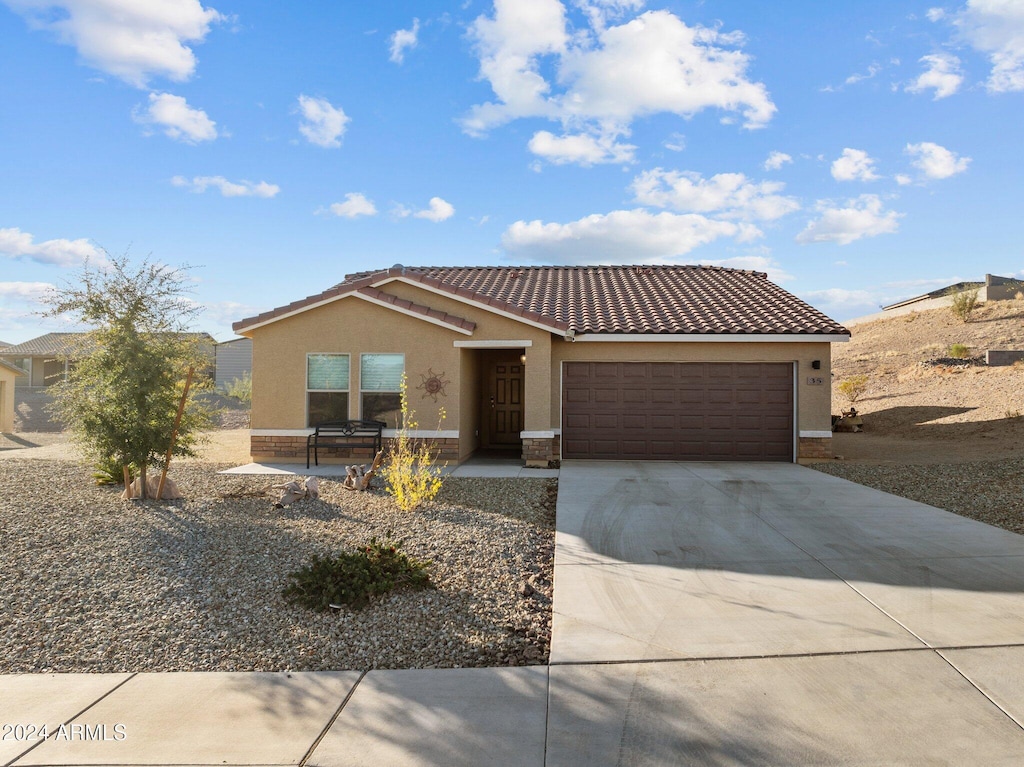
xmin=1 ymin=0 xmax=1022 ymax=343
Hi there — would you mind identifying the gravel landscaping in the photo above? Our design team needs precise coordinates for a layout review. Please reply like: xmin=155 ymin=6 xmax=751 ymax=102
xmin=0 ymin=459 xmax=556 ymax=674
xmin=812 ymin=457 xmax=1024 ymax=535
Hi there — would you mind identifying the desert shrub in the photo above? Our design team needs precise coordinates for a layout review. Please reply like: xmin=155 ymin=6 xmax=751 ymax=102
xmin=948 ymin=288 xmax=979 ymax=323
xmin=948 ymin=343 xmax=970 ymax=359
xmin=836 ymin=375 xmax=869 ymax=404
xmin=93 ymin=456 xmax=136 ymax=486
xmin=282 ymin=537 xmax=432 ymax=611
xmin=381 ymin=375 xmax=445 ymax=511
xmin=224 ymin=373 xmax=252 ymax=405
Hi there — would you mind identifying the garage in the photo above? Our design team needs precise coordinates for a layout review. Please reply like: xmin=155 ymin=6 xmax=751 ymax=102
xmin=561 ymin=361 xmax=795 ymax=461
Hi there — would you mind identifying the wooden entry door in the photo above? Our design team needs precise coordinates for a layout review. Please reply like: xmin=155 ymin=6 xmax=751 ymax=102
xmin=482 ymin=352 xmax=524 ymax=448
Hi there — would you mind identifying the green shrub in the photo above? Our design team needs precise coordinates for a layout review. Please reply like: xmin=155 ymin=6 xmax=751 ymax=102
xmin=836 ymin=375 xmax=869 ymax=405
xmin=948 ymin=343 xmax=970 ymax=359
xmin=948 ymin=288 xmax=979 ymax=323
xmin=282 ymin=537 xmax=432 ymax=611
xmin=93 ymin=456 xmax=135 ymax=486
xmin=224 ymin=372 xmax=252 ymax=405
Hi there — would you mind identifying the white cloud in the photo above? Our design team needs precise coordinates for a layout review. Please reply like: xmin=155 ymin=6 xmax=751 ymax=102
xmin=796 ymin=195 xmax=902 ymax=246
xmin=389 ymin=18 xmax=420 ymax=64
xmin=845 ymin=62 xmax=882 ymax=85
xmin=954 ymin=0 xmax=1024 ymax=92
xmin=296 ymin=95 xmax=349 ymax=148
xmin=414 ymin=197 xmax=455 ymax=222
xmin=831 ymin=148 xmax=880 ymax=182
xmin=663 ymin=132 xmax=685 ymax=152
xmin=763 ymin=151 xmax=793 ymax=171
xmin=906 ymin=141 xmax=971 ymax=179
xmin=927 ymin=8 xmax=947 ymax=22
xmin=631 ymin=169 xmax=799 ymax=221
xmin=572 ymin=0 xmax=646 ymax=31
xmin=328 ymin=193 xmax=378 ymax=218
xmin=4 ymin=0 xmax=224 ymax=88
xmin=527 ymin=130 xmax=636 ymax=165
xmin=134 ymin=92 xmax=217 ymax=143
xmin=501 ymin=208 xmax=742 ymax=262
xmin=906 ymin=53 xmax=963 ymax=99
xmin=0 ymin=227 xmax=104 ymax=267
xmin=0 ymin=281 xmax=54 ymax=299
xmin=895 ymin=173 xmax=913 ymax=185
xmin=805 ymin=287 xmax=876 ymax=307
xmin=171 ymin=175 xmax=279 ymax=198
xmin=463 ymin=3 xmax=775 ymax=166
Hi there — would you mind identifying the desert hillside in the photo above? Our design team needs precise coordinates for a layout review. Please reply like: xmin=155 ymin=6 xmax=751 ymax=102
xmin=829 ymin=297 xmax=1024 ymax=462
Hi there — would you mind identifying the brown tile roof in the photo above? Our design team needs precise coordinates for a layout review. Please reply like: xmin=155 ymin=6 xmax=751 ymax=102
xmin=234 ymin=265 xmax=849 ymax=336
xmin=0 ymin=332 xmax=216 ymax=357
xmin=0 ymin=332 xmax=83 ymax=356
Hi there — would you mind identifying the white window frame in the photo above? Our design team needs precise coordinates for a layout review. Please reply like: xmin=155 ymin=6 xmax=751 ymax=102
xmin=306 ymin=352 xmax=350 ymax=426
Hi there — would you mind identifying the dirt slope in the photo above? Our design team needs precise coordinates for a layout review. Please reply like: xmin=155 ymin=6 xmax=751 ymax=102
xmin=830 ymin=298 xmax=1024 ymax=463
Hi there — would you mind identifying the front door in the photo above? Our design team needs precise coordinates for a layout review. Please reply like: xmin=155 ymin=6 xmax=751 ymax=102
xmin=482 ymin=352 xmax=524 ymax=448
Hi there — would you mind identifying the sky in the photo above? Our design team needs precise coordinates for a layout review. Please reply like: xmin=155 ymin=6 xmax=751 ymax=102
xmin=1 ymin=0 xmax=1022 ymax=344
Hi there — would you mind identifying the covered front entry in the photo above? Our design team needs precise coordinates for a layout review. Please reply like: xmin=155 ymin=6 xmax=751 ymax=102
xmin=479 ymin=350 xmax=525 ymax=451
xmin=561 ymin=361 xmax=794 ymax=461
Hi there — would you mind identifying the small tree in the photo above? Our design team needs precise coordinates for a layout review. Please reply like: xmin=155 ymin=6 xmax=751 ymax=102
xmin=42 ymin=254 xmax=214 ymax=498
xmin=948 ymin=287 xmax=979 ymax=323
xmin=224 ymin=372 xmax=252 ymax=404
xmin=836 ymin=374 xmax=869 ymax=405
xmin=380 ymin=375 xmax=445 ymax=511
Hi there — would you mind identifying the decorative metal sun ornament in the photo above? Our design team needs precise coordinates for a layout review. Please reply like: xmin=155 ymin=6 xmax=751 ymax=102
xmin=416 ymin=368 xmax=450 ymax=401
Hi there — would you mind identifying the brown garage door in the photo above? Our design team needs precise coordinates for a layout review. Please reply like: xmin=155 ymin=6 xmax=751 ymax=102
xmin=562 ymin=362 xmax=794 ymax=461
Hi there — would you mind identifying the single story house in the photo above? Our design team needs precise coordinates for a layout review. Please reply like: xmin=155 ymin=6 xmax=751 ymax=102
xmin=215 ymin=337 xmax=253 ymax=392
xmin=0 ymin=332 xmax=216 ymax=387
xmin=0 ymin=358 xmax=26 ymax=432
xmin=233 ymin=265 xmax=850 ymax=466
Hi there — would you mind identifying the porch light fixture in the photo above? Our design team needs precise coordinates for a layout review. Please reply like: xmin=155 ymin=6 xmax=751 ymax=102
xmin=520 ymin=353 xmax=527 ymax=364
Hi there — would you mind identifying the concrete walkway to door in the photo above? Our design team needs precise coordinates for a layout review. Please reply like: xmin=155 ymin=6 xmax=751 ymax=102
xmin=547 ymin=460 xmax=1024 ymax=765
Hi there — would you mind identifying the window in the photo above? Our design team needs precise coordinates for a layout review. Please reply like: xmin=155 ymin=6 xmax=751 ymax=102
xmin=360 ymin=353 xmax=404 ymax=428
xmin=307 ymin=354 xmax=349 ymax=427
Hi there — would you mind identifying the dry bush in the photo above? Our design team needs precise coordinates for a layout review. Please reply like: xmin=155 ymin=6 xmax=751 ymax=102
xmin=836 ymin=375 xmax=869 ymax=404
xmin=949 ymin=288 xmax=979 ymax=323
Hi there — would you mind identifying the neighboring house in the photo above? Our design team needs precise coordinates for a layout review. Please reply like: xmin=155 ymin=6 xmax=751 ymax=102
xmin=849 ymin=274 xmax=1023 ymax=324
xmin=233 ymin=265 xmax=850 ymax=466
xmin=0 ymin=358 xmax=26 ymax=432
xmin=0 ymin=332 xmax=217 ymax=387
xmin=215 ymin=337 xmax=253 ymax=392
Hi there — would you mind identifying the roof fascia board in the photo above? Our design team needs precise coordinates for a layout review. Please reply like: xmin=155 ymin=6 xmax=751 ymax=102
xmin=570 ymin=333 xmax=851 ymax=343
xmin=234 ymin=289 xmax=473 ymax=336
xmin=375 ymin=276 xmax=566 ymax=336
xmin=453 ymin=339 xmax=533 ymax=348
xmin=351 ymin=291 xmax=474 ymax=335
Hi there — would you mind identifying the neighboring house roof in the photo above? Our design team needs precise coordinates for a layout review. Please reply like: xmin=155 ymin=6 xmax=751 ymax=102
xmin=0 ymin=331 xmax=216 ymax=357
xmin=0 ymin=340 xmax=10 ymax=348
xmin=883 ymin=281 xmax=983 ymax=311
xmin=0 ymin=359 xmax=26 ymax=376
xmin=234 ymin=265 xmax=849 ymax=336
xmin=0 ymin=332 xmax=83 ymax=356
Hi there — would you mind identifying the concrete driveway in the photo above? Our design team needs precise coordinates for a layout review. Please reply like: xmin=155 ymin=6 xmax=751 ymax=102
xmin=548 ymin=461 xmax=1024 ymax=766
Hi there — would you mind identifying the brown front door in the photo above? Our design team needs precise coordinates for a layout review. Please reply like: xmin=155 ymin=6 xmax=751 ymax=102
xmin=482 ymin=352 xmax=524 ymax=448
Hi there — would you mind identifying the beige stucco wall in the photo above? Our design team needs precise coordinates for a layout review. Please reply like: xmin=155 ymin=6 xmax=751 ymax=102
xmin=551 ymin=340 xmax=835 ymax=433
xmin=0 ymin=365 xmax=23 ymax=431
xmin=458 ymin=348 xmax=480 ymax=460
xmin=249 ymin=296 xmax=462 ymax=430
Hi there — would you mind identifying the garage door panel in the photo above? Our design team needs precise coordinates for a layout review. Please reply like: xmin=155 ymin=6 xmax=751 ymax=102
xmin=562 ymin=361 xmax=793 ymax=462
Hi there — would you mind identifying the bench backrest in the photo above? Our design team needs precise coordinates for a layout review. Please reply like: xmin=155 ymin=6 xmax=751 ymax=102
xmin=313 ymin=420 xmax=385 ymax=437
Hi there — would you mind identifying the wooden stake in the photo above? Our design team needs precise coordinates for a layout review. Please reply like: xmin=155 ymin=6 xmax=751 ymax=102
xmin=157 ymin=366 xmax=194 ymax=501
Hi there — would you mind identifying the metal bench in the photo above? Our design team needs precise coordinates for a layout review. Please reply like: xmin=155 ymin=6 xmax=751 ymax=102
xmin=306 ymin=420 xmax=386 ymax=468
